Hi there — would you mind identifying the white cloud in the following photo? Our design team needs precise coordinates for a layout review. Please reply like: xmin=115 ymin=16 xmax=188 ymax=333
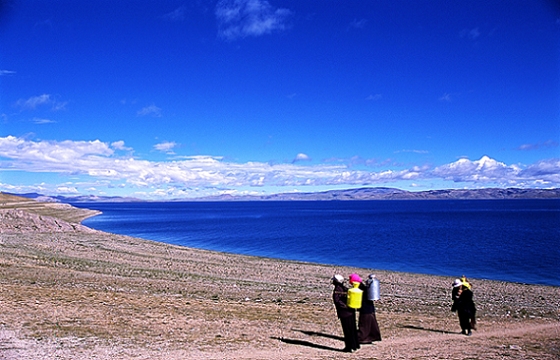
xmin=32 ymin=117 xmax=56 ymax=124
xmin=325 ymin=156 xmax=393 ymax=169
xmin=56 ymin=186 xmax=79 ymax=194
xmin=0 ymin=70 xmax=15 ymax=76
xmin=154 ymin=141 xmax=178 ymax=154
xmin=0 ymin=136 xmax=113 ymax=164
xmin=293 ymin=153 xmax=311 ymax=162
xmin=395 ymin=149 xmax=429 ymax=154
xmin=517 ymin=140 xmax=559 ymax=151
xmin=0 ymin=136 xmax=559 ymax=198
xmin=51 ymin=101 xmax=67 ymax=111
xmin=432 ymin=156 xmax=522 ymax=184
xmin=520 ymin=159 xmax=560 ymax=181
xmin=137 ymin=104 xmax=162 ymax=117
xmin=216 ymin=0 xmax=292 ymax=40
xmin=16 ymin=94 xmax=51 ymax=109
xmin=111 ymin=140 xmax=132 ymax=151
xmin=15 ymin=94 xmax=66 ymax=111
xmin=0 ymin=182 xmax=48 ymax=194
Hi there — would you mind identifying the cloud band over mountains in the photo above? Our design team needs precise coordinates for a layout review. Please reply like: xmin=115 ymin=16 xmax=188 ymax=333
xmin=0 ymin=136 xmax=558 ymax=198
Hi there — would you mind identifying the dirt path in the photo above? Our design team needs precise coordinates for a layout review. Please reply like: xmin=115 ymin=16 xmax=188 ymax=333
xmin=2 ymin=320 xmax=557 ymax=359
xmin=372 ymin=321 xmax=560 ymax=359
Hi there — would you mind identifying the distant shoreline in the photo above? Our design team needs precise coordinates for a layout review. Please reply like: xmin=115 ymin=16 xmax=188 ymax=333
xmin=8 ymin=186 xmax=560 ymax=203
xmin=3 ymin=191 xmax=559 ymax=288
xmin=76 ymin=200 xmax=560 ymax=288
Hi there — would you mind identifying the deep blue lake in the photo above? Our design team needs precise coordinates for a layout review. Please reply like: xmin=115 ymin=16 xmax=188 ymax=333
xmin=76 ymin=199 xmax=560 ymax=287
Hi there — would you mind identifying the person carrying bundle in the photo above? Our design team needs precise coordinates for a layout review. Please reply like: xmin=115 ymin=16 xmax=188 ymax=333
xmin=451 ymin=276 xmax=477 ymax=336
xmin=331 ymin=274 xmax=360 ymax=352
xmin=357 ymin=274 xmax=382 ymax=344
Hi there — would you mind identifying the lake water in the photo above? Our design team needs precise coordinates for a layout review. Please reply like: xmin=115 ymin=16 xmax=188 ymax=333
xmin=76 ymin=199 xmax=560 ymax=287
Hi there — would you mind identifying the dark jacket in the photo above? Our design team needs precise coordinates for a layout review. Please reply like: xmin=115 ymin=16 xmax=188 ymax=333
xmin=359 ymin=282 xmax=375 ymax=314
xmin=451 ymin=286 xmax=461 ymax=312
xmin=456 ymin=288 xmax=476 ymax=316
xmin=333 ymin=282 xmax=355 ymax=318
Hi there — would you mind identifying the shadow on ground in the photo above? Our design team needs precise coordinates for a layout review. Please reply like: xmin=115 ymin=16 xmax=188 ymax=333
xmin=400 ymin=324 xmax=460 ymax=334
xmin=271 ymin=337 xmax=343 ymax=352
xmin=291 ymin=329 xmax=344 ymax=341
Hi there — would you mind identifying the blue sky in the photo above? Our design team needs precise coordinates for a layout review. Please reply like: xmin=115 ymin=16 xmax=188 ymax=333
xmin=1 ymin=0 xmax=559 ymax=199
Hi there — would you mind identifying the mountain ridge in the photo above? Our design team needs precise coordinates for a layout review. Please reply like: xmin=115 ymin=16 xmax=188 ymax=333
xmin=7 ymin=187 xmax=560 ymax=203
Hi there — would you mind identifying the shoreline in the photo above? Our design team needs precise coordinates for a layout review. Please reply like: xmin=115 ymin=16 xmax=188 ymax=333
xmin=80 ymin=215 xmax=560 ymax=288
xmin=1 ymin=195 xmax=559 ymax=359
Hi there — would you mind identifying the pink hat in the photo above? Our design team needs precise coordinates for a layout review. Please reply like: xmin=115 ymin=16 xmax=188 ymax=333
xmin=349 ymin=273 xmax=362 ymax=284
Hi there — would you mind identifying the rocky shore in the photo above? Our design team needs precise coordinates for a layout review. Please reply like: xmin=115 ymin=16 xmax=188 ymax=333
xmin=0 ymin=194 xmax=558 ymax=359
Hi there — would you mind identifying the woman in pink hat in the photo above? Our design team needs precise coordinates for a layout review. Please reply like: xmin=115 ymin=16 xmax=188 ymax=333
xmin=357 ymin=274 xmax=382 ymax=344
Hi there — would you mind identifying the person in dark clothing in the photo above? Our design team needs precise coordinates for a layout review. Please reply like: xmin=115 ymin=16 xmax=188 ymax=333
xmin=451 ymin=278 xmax=462 ymax=312
xmin=331 ymin=274 xmax=360 ymax=352
xmin=455 ymin=281 xmax=477 ymax=336
xmin=357 ymin=275 xmax=382 ymax=344
xmin=451 ymin=278 xmax=463 ymax=332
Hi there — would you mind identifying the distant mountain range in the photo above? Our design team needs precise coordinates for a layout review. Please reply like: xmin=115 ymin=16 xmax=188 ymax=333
xmin=192 ymin=187 xmax=560 ymax=201
xmin=5 ymin=193 xmax=144 ymax=203
xmin=7 ymin=187 xmax=560 ymax=203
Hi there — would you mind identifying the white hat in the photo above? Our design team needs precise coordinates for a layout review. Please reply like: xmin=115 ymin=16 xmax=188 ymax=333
xmin=332 ymin=274 xmax=344 ymax=283
xmin=453 ymin=279 xmax=462 ymax=287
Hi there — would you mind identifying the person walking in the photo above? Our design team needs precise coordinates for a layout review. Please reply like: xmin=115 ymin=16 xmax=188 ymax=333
xmin=455 ymin=281 xmax=477 ymax=336
xmin=331 ymin=274 xmax=360 ymax=352
xmin=451 ymin=278 xmax=462 ymax=312
xmin=357 ymin=274 xmax=382 ymax=344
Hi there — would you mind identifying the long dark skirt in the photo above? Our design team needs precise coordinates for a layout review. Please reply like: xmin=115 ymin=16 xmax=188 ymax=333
xmin=339 ymin=315 xmax=360 ymax=351
xmin=458 ymin=309 xmax=475 ymax=331
xmin=358 ymin=312 xmax=382 ymax=343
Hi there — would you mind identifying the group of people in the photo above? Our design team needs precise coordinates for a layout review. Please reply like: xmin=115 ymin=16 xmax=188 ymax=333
xmin=451 ymin=275 xmax=477 ymax=336
xmin=331 ymin=273 xmax=382 ymax=353
xmin=331 ymin=273 xmax=477 ymax=352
